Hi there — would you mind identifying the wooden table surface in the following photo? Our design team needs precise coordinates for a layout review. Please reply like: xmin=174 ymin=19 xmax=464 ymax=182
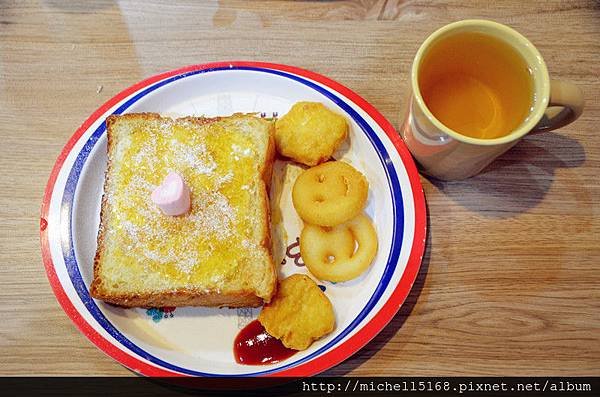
xmin=1 ymin=0 xmax=599 ymax=376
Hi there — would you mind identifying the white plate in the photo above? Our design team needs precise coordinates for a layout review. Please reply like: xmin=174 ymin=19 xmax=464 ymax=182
xmin=40 ymin=62 xmax=426 ymax=377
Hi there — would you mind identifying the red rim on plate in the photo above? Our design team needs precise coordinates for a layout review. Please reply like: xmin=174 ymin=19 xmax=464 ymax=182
xmin=40 ymin=61 xmax=426 ymax=377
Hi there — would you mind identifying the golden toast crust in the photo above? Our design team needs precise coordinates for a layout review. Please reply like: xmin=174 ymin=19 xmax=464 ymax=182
xmin=90 ymin=113 xmax=276 ymax=308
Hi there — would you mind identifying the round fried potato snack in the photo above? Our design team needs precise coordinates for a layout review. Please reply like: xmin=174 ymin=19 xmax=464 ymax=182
xmin=300 ymin=213 xmax=378 ymax=282
xmin=275 ymin=102 xmax=348 ymax=166
xmin=292 ymin=161 xmax=368 ymax=227
xmin=258 ymin=274 xmax=335 ymax=351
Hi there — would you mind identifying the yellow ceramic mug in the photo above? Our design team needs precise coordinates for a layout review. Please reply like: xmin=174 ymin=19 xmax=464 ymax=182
xmin=400 ymin=20 xmax=584 ymax=180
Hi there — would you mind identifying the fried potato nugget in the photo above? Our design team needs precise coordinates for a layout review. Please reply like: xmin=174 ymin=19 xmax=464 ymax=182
xmin=292 ymin=161 xmax=368 ymax=227
xmin=275 ymin=102 xmax=348 ymax=166
xmin=301 ymin=213 xmax=378 ymax=282
xmin=258 ymin=274 xmax=335 ymax=350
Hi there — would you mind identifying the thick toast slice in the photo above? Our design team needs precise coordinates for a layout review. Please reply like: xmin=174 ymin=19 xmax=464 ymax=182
xmin=90 ymin=113 xmax=276 ymax=308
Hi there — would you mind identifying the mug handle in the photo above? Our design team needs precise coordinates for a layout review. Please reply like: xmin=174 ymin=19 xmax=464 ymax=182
xmin=531 ymin=79 xmax=584 ymax=133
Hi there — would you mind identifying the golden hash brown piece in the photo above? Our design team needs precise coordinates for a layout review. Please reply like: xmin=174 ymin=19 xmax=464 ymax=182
xmin=275 ymin=102 xmax=348 ymax=166
xmin=258 ymin=274 xmax=335 ymax=350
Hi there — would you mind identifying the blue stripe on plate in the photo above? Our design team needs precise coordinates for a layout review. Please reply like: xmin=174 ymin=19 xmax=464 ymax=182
xmin=59 ymin=66 xmax=404 ymax=376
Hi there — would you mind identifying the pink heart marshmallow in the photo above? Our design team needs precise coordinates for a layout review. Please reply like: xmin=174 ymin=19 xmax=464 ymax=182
xmin=151 ymin=172 xmax=191 ymax=216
